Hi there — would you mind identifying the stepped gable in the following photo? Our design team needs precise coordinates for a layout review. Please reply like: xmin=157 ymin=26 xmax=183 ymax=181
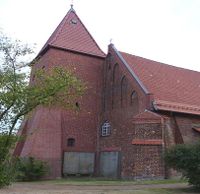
xmin=38 ymin=6 xmax=105 ymax=58
xmin=120 ymin=51 xmax=200 ymax=115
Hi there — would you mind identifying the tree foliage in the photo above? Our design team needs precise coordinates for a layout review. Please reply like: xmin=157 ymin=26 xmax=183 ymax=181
xmin=165 ymin=142 xmax=200 ymax=188
xmin=0 ymin=32 xmax=85 ymax=187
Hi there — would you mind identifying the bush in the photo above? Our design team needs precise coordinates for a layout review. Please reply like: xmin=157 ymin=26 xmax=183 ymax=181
xmin=16 ymin=157 xmax=48 ymax=181
xmin=0 ymin=134 xmax=18 ymax=188
xmin=0 ymin=159 xmax=16 ymax=188
xmin=165 ymin=142 xmax=200 ymax=188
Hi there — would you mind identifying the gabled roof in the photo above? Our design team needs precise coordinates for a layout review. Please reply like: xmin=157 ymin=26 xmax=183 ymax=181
xmin=118 ymin=50 xmax=200 ymax=115
xmin=38 ymin=7 xmax=105 ymax=58
xmin=132 ymin=110 xmax=163 ymax=123
xmin=133 ymin=110 xmax=163 ymax=120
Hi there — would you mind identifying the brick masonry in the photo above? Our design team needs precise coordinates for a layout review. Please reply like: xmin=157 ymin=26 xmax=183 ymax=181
xmin=14 ymin=24 xmax=200 ymax=180
xmin=98 ymin=46 xmax=165 ymax=179
xmin=16 ymin=48 xmax=104 ymax=178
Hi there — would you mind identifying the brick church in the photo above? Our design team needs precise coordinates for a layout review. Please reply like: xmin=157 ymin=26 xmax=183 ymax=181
xmin=14 ymin=6 xmax=200 ymax=179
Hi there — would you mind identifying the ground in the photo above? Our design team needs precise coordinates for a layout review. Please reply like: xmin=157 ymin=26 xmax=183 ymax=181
xmin=0 ymin=179 xmax=199 ymax=194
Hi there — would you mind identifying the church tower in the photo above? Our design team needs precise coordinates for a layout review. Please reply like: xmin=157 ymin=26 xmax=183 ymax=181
xmin=14 ymin=6 xmax=105 ymax=178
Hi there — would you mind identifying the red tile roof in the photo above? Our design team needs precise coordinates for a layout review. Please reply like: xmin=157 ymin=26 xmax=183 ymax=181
xmin=120 ymin=51 xmax=200 ymax=115
xmin=133 ymin=110 xmax=163 ymax=120
xmin=153 ymin=100 xmax=200 ymax=115
xmin=192 ymin=127 xmax=200 ymax=133
xmin=39 ymin=8 xmax=105 ymax=58
xmin=132 ymin=110 xmax=163 ymax=123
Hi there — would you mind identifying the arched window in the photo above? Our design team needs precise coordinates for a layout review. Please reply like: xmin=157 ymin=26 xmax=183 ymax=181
xmin=112 ymin=64 xmax=119 ymax=109
xmin=101 ymin=121 xmax=111 ymax=136
xmin=121 ymin=76 xmax=127 ymax=107
xmin=106 ymin=53 xmax=112 ymax=70
xmin=67 ymin=138 xmax=75 ymax=147
xmin=104 ymin=54 xmax=114 ymax=111
xmin=112 ymin=63 xmax=119 ymax=84
xmin=130 ymin=91 xmax=137 ymax=105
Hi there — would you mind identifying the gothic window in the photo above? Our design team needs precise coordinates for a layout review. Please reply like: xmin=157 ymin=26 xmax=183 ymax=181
xmin=101 ymin=121 xmax=111 ymax=136
xmin=130 ymin=91 xmax=137 ymax=105
xmin=113 ymin=63 xmax=119 ymax=84
xmin=106 ymin=53 xmax=112 ymax=70
xmin=67 ymin=138 xmax=75 ymax=147
xmin=121 ymin=76 xmax=127 ymax=107
xmin=112 ymin=64 xmax=119 ymax=109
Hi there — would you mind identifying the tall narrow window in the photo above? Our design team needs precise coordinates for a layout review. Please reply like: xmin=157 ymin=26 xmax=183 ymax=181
xmin=112 ymin=64 xmax=119 ymax=109
xmin=106 ymin=53 xmax=112 ymax=69
xmin=121 ymin=76 xmax=127 ymax=107
xmin=130 ymin=91 xmax=137 ymax=105
xmin=112 ymin=63 xmax=119 ymax=84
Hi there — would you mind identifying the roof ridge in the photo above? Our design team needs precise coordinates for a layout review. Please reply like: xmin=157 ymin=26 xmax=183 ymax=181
xmin=110 ymin=44 xmax=150 ymax=94
xmin=120 ymin=51 xmax=200 ymax=74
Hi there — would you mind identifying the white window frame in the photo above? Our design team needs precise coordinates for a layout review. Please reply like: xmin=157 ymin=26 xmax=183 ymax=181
xmin=101 ymin=121 xmax=111 ymax=136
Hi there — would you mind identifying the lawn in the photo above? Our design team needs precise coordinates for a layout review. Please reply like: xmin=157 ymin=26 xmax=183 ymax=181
xmin=45 ymin=177 xmax=186 ymax=185
xmin=1 ymin=178 xmax=199 ymax=194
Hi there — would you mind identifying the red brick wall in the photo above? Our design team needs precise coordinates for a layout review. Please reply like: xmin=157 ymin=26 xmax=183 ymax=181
xmin=158 ymin=112 xmax=200 ymax=147
xmin=99 ymin=47 xmax=164 ymax=179
xmin=20 ymin=107 xmax=63 ymax=178
xmin=99 ymin=117 xmax=165 ymax=179
xmin=19 ymin=48 xmax=104 ymax=178
xmin=173 ymin=114 xmax=200 ymax=144
xmin=102 ymin=48 xmax=148 ymax=119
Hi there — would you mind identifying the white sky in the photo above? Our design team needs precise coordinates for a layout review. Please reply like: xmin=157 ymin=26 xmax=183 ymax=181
xmin=0 ymin=0 xmax=200 ymax=71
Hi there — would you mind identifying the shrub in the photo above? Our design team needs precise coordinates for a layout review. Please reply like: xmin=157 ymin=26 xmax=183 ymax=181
xmin=0 ymin=157 xmax=17 ymax=188
xmin=0 ymin=134 xmax=18 ymax=188
xmin=165 ymin=142 xmax=200 ymax=188
xmin=16 ymin=157 xmax=48 ymax=181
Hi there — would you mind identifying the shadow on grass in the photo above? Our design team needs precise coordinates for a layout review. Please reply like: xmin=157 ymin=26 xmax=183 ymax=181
xmin=165 ymin=187 xmax=200 ymax=194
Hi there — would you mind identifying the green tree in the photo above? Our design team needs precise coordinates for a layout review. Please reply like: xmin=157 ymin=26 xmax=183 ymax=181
xmin=0 ymin=32 xmax=85 ymax=187
xmin=165 ymin=142 xmax=200 ymax=188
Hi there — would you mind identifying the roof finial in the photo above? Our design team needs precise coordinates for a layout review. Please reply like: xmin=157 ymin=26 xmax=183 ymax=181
xmin=70 ymin=0 xmax=74 ymax=9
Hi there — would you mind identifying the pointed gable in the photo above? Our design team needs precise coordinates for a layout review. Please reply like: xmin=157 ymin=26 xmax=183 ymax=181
xmin=39 ymin=7 xmax=105 ymax=58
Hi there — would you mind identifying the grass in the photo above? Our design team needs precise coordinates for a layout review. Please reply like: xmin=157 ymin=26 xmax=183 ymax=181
xmin=29 ymin=177 xmax=187 ymax=186
xmin=12 ymin=178 xmax=200 ymax=194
